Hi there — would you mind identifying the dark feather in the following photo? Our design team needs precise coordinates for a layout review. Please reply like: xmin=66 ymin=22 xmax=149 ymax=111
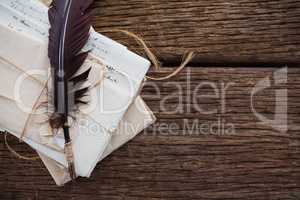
xmin=69 ymin=68 xmax=92 ymax=83
xmin=48 ymin=0 xmax=94 ymax=179
xmin=48 ymin=0 xmax=94 ymax=142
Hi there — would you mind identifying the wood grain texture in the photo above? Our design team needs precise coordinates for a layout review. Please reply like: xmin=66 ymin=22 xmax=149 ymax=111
xmin=1 ymin=68 xmax=299 ymax=200
xmin=92 ymin=0 xmax=300 ymax=65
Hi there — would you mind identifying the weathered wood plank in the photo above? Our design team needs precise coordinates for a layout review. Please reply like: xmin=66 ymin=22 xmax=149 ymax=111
xmin=92 ymin=0 xmax=300 ymax=64
xmin=1 ymin=67 xmax=299 ymax=200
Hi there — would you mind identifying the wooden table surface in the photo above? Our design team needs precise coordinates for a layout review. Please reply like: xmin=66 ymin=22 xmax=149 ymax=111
xmin=1 ymin=0 xmax=300 ymax=199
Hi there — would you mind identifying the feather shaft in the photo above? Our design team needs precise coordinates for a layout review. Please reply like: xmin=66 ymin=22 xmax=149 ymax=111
xmin=48 ymin=0 xmax=94 ymax=179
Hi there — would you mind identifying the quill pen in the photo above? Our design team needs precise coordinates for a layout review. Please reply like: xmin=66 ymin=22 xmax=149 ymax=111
xmin=48 ymin=0 xmax=94 ymax=179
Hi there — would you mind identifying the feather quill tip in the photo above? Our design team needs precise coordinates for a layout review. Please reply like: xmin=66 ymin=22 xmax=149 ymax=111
xmin=65 ymin=142 xmax=76 ymax=180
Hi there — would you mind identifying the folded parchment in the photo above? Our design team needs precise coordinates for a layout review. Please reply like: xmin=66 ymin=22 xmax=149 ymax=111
xmin=0 ymin=0 xmax=155 ymax=184
xmin=40 ymin=96 xmax=155 ymax=185
xmin=0 ymin=51 xmax=155 ymax=184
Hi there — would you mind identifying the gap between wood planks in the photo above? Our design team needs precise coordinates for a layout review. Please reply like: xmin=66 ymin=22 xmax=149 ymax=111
xmin=159 ymin=57 xmax=300 ymax=68
xmin=101 ymin=29 xmax=299 ymax=68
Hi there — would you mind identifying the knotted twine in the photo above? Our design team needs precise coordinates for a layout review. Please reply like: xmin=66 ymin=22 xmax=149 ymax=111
xmin=4 ymin=29 xmax=195 ymax=161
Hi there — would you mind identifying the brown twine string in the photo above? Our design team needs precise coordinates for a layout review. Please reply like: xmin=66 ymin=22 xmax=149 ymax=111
xmin=20 ymin=81 xmax=49 ymax=140
xmin=103 ymin=29 xmax=195 ymax=80
xmin=104 ymin=29 xmax=162 ymax=71
xmin=3 ymin=83 xmax=48 ymax=161
xmin=4 ymin=132 xmax=39 ymax=161
xmin=146 ymin=51 xmax=195 ymax=81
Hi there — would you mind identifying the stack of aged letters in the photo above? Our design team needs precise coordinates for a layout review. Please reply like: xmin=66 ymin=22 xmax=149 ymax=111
xmin=0 ymin=0 xmax=155 ymax=185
